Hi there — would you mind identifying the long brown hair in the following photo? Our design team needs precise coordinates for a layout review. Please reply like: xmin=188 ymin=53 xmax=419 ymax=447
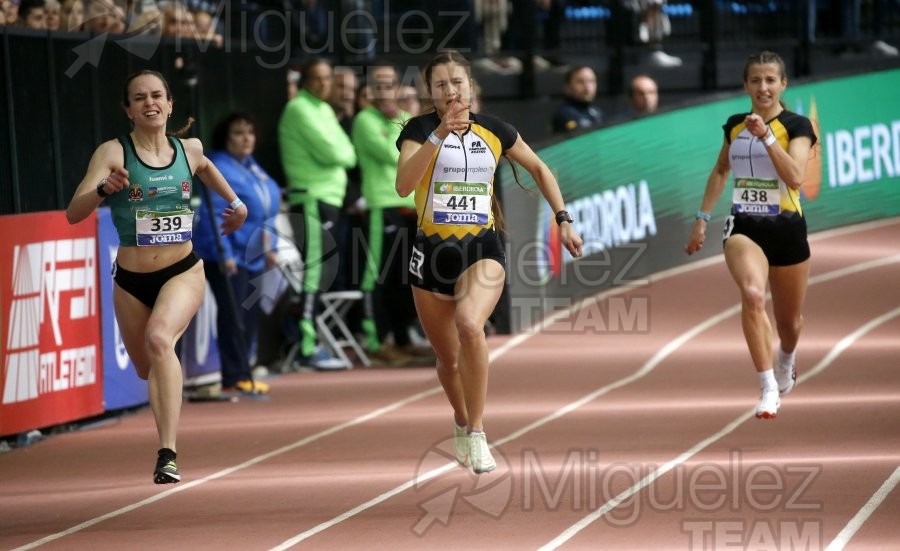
xmin=122 ymin=70 xmax=194 ymax=137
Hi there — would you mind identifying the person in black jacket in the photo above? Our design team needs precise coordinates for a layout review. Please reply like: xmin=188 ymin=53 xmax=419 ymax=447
xmin=551 ymin=65 xmax=603 ymax=134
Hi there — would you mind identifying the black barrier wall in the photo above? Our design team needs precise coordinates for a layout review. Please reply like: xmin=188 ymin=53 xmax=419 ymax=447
xmin=0 ymin=28 xmax=287 ymax=216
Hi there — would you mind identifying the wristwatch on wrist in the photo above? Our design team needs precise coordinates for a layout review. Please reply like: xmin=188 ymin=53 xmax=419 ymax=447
xmin=96 ymin=178 xmax=110 ymax=198
xmin=555 ymin=209 xmax=573 ymax=226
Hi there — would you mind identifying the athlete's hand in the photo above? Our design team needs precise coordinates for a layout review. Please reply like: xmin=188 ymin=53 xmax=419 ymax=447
xmin=436 ymin=99 xmax=470 ymax=139
xmin=744 ymin=113 xmax=768 ymax=139
xmin=220 ymin=202 xmax=247 ymax=236
xmin=684 ymin=219 xmax=707 ymax=255
xmin=560 ymin=224 xmax=583 ymax=258
xmin=104 ymin=167 xmax=130 ymax=194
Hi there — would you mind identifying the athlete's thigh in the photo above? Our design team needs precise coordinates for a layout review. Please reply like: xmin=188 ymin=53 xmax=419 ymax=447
xmin=724 ymin=234 xmax=770 ymax=290
xmin=454 ymin=259 xmax=506 ymax=323
xmin=769 ymin=259 xmax=810 ymax=323
xmin=113 ymin=285 xmax=152 ymax=375
xmin=412 ymin=286 xmax=459 ymax=362
xmin=149 ymin=261 xmax=207 ymax=341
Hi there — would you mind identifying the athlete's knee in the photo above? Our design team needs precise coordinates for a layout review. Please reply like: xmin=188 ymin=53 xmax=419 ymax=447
xmin=739 ymin=283 xmax=767 ymax=314
xmin=144 ymin=324 xmax=174 ymax=359
xmin=454 ymin=313 xmax=485 ymax=343
xmin=436 ymin=356 xmax=459 ymax=376
xmin=776 ymin=313 xmax=804 ymax=339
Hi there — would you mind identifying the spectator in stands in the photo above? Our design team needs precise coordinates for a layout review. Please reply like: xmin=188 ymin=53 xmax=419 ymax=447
xmin=629 ymin=0 xmax=682 ymax=67
xmin=2 ymin=0 xmax=19 ymax=25
xmin=82 ymin=0 xmax=116 ymax=33
xmin=192 ymin=9 xmax=223 ymax=48
xmin=352 ymin=68 xmax=434 ymax=366
xmin=818 ymin=0 xmax=899 ymax=56
xmin=45 ymin=0 xmax=60 ymax=30
xmin=551 ymin=65 xmax=603 ymax=133
xmin=476 ymin=0 xmax=511 ymax=57
xmin=397 ymin=84 xmax=421 ymax=117
xmin=14 ymin=0 xmax=46 ymax=28
xmin=278 ymin=57 xmax=357 ymax=370
xmin=161 ymin=1 xmax=192 ymax=38
xmin=193 ymin=112 xmax=281 ymax=395
xmin=65 ymin=70 xmax=247 ymax=484
xmin=612 ymin=74 xmax=660 ymax=122
xmin=396 ymin=50 xmax=583 ymax=474
xmin=130 ymin=2 xmax=161 ymax=36
xmin=0 ymin=5 xmax=6 ymax=24
xmin=329 ymin=66 xmax=359 ymax=131
xmin=60 ymin=0 xmax=83 ymax=31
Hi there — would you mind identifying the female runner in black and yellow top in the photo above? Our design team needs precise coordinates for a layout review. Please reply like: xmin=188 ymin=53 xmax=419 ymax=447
xmin=685 ymin=51 xmax=816 ymax=421
xmin=396 ymin=51 xmax=583 ymax=474
xmin=67 ymin=70 xmax=246 ymax=484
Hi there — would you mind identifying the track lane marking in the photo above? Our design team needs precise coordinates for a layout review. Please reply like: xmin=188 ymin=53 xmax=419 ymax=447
xmin=539 ymin=305 xmax=900 ymax=550
xmin=824 ymin=466 xmax=900 ymax=551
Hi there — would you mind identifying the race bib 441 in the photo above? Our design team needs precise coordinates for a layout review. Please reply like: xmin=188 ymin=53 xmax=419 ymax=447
xmin=432 ymin=181 xmax=490 ymax=225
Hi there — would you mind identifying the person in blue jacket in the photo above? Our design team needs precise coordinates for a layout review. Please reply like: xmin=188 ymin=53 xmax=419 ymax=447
xmin=193 ymin=112 xmax=282 ymax=394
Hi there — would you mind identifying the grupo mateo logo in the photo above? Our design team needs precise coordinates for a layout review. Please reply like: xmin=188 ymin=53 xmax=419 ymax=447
xmin=410 ymin=435 xmax=513 ymax=536
xmin=66 ymin=1 xmax=164 ymax=78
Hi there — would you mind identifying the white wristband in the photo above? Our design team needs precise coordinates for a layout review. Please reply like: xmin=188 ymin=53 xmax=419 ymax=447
xmin=427 ymin=132 xmax=443 ymax=146
xmin=230 ymin=198 xmax=244 ymax=210
xmin=763 ymin=128 xmax=776 ymax=146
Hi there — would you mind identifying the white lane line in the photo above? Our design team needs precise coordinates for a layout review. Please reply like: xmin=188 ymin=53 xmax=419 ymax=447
xmin=825 ymin=466 xmax=900 ymax=551
xmin=270 ymin=255 xmax=900 ymax=549
xmin=539 ymin=305 xmax=900 ymax=551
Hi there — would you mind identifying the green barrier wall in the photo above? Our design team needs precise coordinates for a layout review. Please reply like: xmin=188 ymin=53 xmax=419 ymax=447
xmin=499 ymin=69 xmax=900 ymax=331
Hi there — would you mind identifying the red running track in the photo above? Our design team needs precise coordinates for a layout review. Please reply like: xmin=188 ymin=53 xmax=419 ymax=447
xmin=2 ymin=218 xmax=899 ymax=551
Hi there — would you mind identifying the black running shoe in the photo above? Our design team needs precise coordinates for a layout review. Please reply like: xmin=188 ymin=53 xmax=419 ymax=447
xmin=154 ymin=452 xmax=181 ymax=484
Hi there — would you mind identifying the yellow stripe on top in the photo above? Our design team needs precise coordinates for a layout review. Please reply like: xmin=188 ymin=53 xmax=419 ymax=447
xmin=768 ymin=118 xmax=802 ymax=215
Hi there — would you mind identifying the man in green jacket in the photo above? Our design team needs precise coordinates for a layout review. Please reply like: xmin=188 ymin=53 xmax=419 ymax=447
xmin=279 ymin=57 xmax=357 ymax=369
xmin=351 ymin=68 xmax=433 ymax=366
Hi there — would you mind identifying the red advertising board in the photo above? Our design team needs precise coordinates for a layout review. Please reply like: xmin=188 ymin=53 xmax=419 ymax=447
xmin=0 ymin=211 xmax=104 ymax=436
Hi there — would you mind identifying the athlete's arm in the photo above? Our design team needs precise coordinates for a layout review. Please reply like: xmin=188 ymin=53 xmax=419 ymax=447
xmin=685 ymin=139 xmax=731 ymax=255
xmin=507 ymin=134 xmax=583 ymax=258
xmin=66 ymin=140 xmax=129 ymax=224
xmin=395 ymin=139 xmax=433 ymax=197
xmin=747 ymin=113 xmax=811 ymax=190
xmin=183 ymin=138 xmax=247 ymax=236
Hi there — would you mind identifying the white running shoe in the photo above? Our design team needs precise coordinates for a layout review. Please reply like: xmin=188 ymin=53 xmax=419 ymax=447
xmin=775 ymin=358 xmax=796 ymax=396
xmin=453 ymin=424 xmax=469 ymax=467
xmin=468 ymin=432 xmax=497 ymax=474
xmin=755 ymin=388 xmax=780 ymax=419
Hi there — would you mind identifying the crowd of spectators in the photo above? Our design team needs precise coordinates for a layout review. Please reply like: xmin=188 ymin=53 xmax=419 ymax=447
xmin=0 ymin=0 xmax=223 ymax=44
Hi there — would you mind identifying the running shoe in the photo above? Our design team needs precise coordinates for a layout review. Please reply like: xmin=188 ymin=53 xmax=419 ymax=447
xmin=755 ymin=388 xmax=780 ymax=419
xmin=228 ymin=380 xmax=270 ymax=394
xmin=468 ymin=431 xmax=497 ymax=474
xmin=775 ymin=358 xmax=796 ymax=396
xmin=153 ymin=452 xmax=181 ymax=484
xmin=453 ymin=424 xmax=469 ymax=467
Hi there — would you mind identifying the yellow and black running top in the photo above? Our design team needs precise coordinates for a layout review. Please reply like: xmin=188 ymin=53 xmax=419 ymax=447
xmin=724 ymin=110 xmax=817 ymax=217
xmin=397 ymin=111 xmax=518 ymax=240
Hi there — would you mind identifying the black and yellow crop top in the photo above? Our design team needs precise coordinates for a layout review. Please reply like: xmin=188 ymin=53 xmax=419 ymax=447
xmin=724 ymin=110 xmax=817 ymax=217
xmin=396 ymin=111 xmax=518 ymax=240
